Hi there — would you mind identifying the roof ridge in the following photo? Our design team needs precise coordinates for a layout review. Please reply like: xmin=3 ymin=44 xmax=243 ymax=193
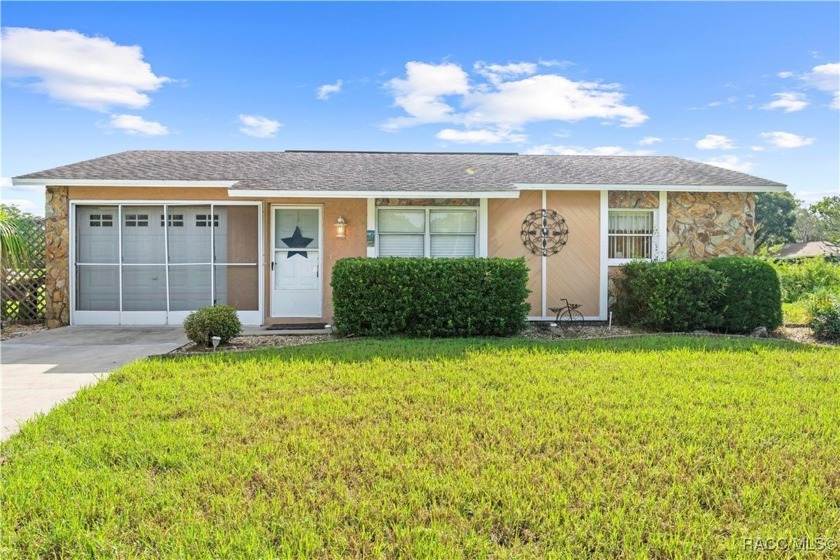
xmin=284 ymin=150 xmax=519 ymax=155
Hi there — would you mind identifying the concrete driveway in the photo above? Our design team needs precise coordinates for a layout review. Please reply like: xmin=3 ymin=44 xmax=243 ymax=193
xmin=1 ymin=326 xmax=188 ymax=440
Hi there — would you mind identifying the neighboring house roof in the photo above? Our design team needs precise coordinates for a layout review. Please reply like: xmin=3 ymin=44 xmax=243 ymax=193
xmin=14 ymin=150 xmax=786 ymax=193
xmin=773 ymin=241 xmax=840 ymax=259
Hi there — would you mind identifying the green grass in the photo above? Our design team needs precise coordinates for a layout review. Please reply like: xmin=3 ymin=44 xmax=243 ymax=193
xmin=2 ymin=337 xmax=839 ymax=558
xmin=783 ymin=301 xmax=812 ymax=325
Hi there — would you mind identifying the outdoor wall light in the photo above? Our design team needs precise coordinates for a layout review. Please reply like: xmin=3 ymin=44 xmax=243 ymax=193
xmin=335 ymin=215 xmax=347 ymax=238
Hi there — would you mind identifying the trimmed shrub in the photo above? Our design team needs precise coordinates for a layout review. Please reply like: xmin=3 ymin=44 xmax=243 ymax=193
xmin=183 ymin=304 xmax=242 ymax=346
xmin=808 ymin=292 xmax=840 ymax=342
xmin=708 ymin=257 xmax=782 ymax=333
xmin=613 ymin=260 xmax=725 ymax=332
xmin=331 ymin=257 xmax=529 ymax=337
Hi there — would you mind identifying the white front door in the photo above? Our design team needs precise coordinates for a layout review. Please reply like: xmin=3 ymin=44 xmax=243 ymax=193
xmin=271 ymin=207 xmax=322 ymax=317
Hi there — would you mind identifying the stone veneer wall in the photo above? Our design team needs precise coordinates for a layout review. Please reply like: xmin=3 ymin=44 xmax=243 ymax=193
xmin=45 ymin=186 xmax=70 ymax=328
xmin=608 ymin=191 xmax=659 ymax=209
xmin=608 ymin=191 xmax=755 ymax=307
xmin=376 ymin=198 xmax=479 ymax=206
xmin=667 ymin=192 xmax=755 ymax=259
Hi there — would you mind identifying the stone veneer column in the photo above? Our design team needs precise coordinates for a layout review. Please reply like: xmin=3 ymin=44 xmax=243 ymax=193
xmin=45 ymin=186 xmax=70 ymax=328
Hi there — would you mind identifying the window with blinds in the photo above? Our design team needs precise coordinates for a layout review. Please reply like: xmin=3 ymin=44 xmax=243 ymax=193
xmin=378 ymin=208 xmax=477 ymax=258
xmin=608 ymin=210 xmax=655 ymax=260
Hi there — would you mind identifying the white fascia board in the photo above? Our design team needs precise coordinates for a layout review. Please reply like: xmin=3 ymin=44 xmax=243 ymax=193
xmin=12 ymin=179 xmax=237 ymax=188
xmin=227 ymin=189 xmax=520 ymax=199
xmin=514 ymin=183 xmax=787 ymax=193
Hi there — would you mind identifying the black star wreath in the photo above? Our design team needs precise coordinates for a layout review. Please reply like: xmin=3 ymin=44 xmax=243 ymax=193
xmin=281 ymin=226 xmax=314 ymax=258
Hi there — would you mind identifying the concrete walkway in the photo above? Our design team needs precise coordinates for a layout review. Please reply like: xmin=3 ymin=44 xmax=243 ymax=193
xmin=1 ymin=326 xmax=187 ymax=440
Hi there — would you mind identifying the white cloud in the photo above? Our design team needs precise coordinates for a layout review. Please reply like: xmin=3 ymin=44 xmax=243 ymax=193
xmin=1 ymin=27 xmax=169 ymax=111
xmin=761 ymin=92 xmax=809 ymax=112
xmin=695 ymin=134 xmax=736 ymax=150
xmin=525 ymin=145 xmax=654 ymax=156
xmin=316 ymin=79 xmax=343 ymax=100
xmin=689 ymin=97 xmax=738 ymax=110
xmin=108 ymin=114 xmax=168 ymax=136
xmin=238 ymin=114 xmax=282 ymax=138
xmin=751 ymin=146 xmax=766 ymax=152
xmin=802 ymin=62 xmax=839 ymax=109
xmin=474 ymin=61 xmax=537 ymax=84
xmin=436 ymin=128 xmax=526 ymax=144
xmin=383 ymin=62 xmax=470 ymax=130
xmin=383 ymin=60 xmax=647 ymax=134
xmin=777 ymin=71 xmax=794 ymax=79
xmin=464 ymin=74 xmax=647 ymax=127
xmin=760 ymin=131 xmax=814 ymax=148
xmin=639 ymin=136 xmax=662 ymax=146
xmin=538 ymin=59 xmax=575 ymax=69
xmin=703 ymin=155 xmax=754 ymax=173
xmin=707 ymin=96 xmax=737 ymax=108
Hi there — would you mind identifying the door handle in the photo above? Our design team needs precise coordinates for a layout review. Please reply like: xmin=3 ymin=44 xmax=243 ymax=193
xmin=271 ymin=261 xmax=275 ymax=271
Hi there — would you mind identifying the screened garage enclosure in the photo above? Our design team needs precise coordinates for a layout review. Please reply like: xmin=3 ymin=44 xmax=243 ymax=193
xmin=73 ymin=203 xmax=261 ymax=325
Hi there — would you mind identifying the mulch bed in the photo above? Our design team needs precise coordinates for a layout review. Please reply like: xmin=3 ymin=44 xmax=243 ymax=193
xmin=169 ymin=334 xmax=338 ymax=355
xmin=3 ymin=323 xmax=832 ymax=351
xmin=775 ymin=326 xmax=837 ymax=347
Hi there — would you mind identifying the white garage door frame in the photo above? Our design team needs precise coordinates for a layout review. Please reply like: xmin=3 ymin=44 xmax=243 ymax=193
xmin=70 ymin=200 xmax=263 ymax=326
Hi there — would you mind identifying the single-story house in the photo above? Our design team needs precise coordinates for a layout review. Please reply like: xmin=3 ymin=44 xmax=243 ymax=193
xmin=12 ymin=150 xmax=786 ymax=328
xmin=772 ymin=240 xmax=839 ymax=260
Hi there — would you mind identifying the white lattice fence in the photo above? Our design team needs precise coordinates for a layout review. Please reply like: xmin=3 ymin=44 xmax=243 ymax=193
xmin=1 ymin=218 xmax=47 ymax=324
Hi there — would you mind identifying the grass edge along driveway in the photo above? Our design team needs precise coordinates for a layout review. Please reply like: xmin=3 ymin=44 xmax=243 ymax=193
xmin=2 ymin=336 xmax=839 ymax=558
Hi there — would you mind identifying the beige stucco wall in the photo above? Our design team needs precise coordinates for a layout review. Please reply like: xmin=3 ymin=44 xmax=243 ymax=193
xmin=488 ymin=191 xmax=543 ymax=316
xmin=489 ymin=191 xmax=601 ymax=318
xmin=546 ymin=191 xmax=601 ymax=318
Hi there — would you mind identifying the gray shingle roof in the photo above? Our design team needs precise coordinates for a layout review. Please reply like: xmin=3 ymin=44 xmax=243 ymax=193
xmin=15 ymin=150 xmax=786 ymax=190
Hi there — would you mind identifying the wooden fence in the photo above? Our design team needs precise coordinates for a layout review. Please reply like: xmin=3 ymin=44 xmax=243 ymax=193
xmin=1 ymin=217 xmax=47 ymax=324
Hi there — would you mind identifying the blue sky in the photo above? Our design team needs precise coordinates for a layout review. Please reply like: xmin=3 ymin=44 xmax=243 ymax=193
xmin=2 ymin=1 xmax=838 ymax=215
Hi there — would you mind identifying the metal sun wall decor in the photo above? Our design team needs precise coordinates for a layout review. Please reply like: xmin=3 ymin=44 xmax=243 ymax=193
xmin=520 ymin=209 xmax=569 ymax=256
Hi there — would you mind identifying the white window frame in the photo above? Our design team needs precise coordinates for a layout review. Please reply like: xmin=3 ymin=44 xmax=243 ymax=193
xmin=607 ymin=208 xmax=659 ymax=265
xmin=376 ymin=206 xmax=479 ymax=258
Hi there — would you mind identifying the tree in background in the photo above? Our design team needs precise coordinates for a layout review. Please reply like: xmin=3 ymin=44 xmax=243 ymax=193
xmin=810 ymin=196 xmax=840 ymax=244
xmin=755 ymin=192 xmax=797 ymax=249
xmin=0 ymin=204 xmax=37 ymax=269
xmin=794 ymin=200 xmax=825 ymax=242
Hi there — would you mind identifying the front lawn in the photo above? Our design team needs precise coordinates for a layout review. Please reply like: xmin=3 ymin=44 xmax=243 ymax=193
xmin=2 ymin=337 xmax=839 ymax=557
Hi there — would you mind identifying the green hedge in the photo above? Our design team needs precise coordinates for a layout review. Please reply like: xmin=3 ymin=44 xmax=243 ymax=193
xmin=708 ymin=257 xmax=782 ymax=333
xmin=613 ymin=261 xmax=725 ymax=332
xmin=331 ymin=258 xmax=530 ymax=337
xmin=614 ymin=258 xmax=784 ymax=333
